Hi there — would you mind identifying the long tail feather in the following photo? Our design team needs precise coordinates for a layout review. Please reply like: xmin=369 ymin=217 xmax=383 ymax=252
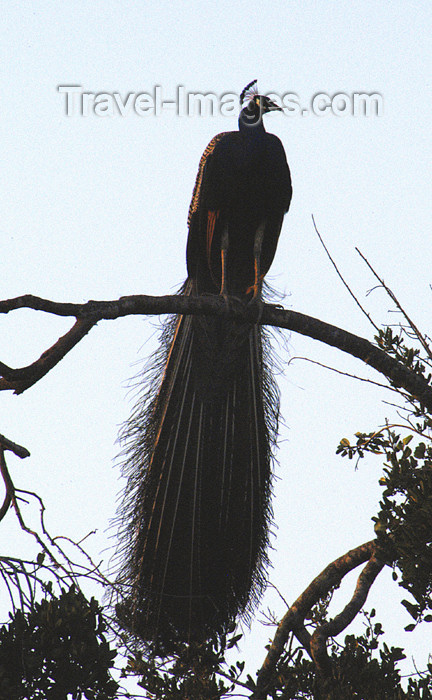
xmin=114 ymin=282 xmax=280 ymax=651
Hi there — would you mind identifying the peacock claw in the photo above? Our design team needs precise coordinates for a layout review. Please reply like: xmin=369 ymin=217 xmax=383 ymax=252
xmin=246 ymin=295 xmax=265 ymax=323
xmin=266 ymin=301 xmax=284 ymax=311
xmin=220 ymin=293 xmax=246 ymax=315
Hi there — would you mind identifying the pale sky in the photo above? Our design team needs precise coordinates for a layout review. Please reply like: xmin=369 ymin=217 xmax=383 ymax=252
xmin=1 ymin=0 xmax=431 ymax=690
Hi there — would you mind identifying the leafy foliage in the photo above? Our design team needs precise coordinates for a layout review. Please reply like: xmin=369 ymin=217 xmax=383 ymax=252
xmin=337 ymin=425 xmax=432 ymax=628
xmin=122 ymin=630 xmax=245 ymax=700
xmin=0 ymin=586 xmax=118 ymax=700
xmin=121 ymin=610 xmax=432 ymax=699
xmin=375 ymin=327 xmax=432 ymax=385
xmin=259 ymin=612 xmax=432 ymax=699
xmin=376 ymin=434 xmax=432 ymax=628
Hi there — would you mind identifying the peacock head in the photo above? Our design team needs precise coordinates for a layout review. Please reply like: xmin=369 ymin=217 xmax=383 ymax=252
xmin=239 ymin=80 xmax=282 ymax=128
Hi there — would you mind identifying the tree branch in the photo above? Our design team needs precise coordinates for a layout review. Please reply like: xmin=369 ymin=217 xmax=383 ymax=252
xmin=1 ymin=293 xmax=432 ymax=405
xmin=0 ymin=317 xmax=96 ymax=393
xmin=0 ymin=450 xmax=13 ymax=523
xmin=0 ymin=434 xmax=30 ymax=459
xmin=252 ymin=540 xmax=379 ymax=699
xmin=0 ymin=438 xmax=30 ymax=522
xmin=309 ymin=554 xmax=385 ymax=677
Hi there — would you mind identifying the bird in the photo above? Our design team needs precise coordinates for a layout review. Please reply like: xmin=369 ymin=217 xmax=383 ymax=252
xmin=115 ymin=80 xmax=292 ymax=653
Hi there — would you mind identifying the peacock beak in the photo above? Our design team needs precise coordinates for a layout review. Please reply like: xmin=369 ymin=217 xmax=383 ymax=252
xmin=265 ymin=97 xmax=282 ymax=112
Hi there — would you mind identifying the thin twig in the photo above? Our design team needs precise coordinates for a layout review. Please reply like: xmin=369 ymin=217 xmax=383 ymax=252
xmin=356 ymin=247 xmax=432 ymax=361
xmin=312 ymin=216 xmax=380 ymax=332
xmin=0 ymin=455 xmax=61 ymax=569
xmin=215 ymin=668 xmax=254 ymax=691
xmin=0 ymin=568 xmax=16 ymax=613
xmin=266 ymin=582 xmax=291 ymax=611
xmin=287 ymin=355 xmax=399 ymax=392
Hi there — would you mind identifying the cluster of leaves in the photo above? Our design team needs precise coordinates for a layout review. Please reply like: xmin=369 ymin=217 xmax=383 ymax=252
xmin=376 ymin=433 xmax=432 ymax=628
xmin=375 ymin=327 xmax=432 ymax=383
xmin=122 ymin=629 xmax=248 ymax=700
xmin=337 ymin=425 xmax=432 ymax=629
xmin=118 ymin=603 xmax=432 ymax=700
xmin=268 ymin=611 xmax=432 ymax=699
xmin=0 ymin=585 xmax=118 ymax=699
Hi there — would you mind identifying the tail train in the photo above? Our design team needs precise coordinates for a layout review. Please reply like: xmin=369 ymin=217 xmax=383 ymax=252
xmin=116 ymin=280 xmax=280 ymax=648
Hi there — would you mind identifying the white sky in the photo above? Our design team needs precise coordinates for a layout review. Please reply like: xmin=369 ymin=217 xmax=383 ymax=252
xmin=1 ymin=0 xmax=431 ymax=692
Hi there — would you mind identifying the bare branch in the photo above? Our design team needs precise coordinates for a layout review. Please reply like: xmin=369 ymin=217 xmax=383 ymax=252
xmin=0 ymin=317 xmax=96 ymax=394
xmin=0 ymin=450 xmax=12 ymax=523
xmin=356 ymin=247 xmax=432 ymax=361
xmin=0 ymin=439 xmax=30 ymax=523
xmin=0 ymin=434 xmax=30 ymax=459
xmin=287 ymin=355 xmax=398 ymax=392
xmin=312 ymin=216 xmax=380 ymax=332
xmin=1 ymin=293 xmax=432 ymax=408
xmin=0 ymin=294 xmax=89 ymax=317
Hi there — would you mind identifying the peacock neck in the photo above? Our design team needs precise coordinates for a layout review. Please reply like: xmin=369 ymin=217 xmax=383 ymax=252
xmin=238 ymin=108 xmax=266 ymax=138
